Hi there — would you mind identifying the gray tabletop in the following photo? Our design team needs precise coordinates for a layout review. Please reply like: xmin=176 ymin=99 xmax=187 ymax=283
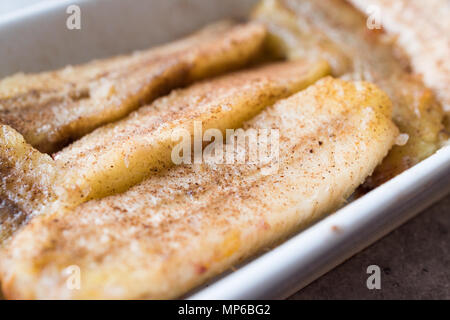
xmin=290 ymin=194 xmax=450 ymax=299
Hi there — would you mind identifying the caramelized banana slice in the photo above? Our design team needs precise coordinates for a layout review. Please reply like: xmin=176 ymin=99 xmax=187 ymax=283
xmin=0 ymin=78 xmax=398 ymax=299
xmin=0 ymin=199 xmax=24 ymax=245
xmin=349 ymin=0 xmax=450 ymax=113
xmin=252 ymin=0 xmax=352 ymax=76
xmin=0 ymin=125 xmax=58 ymax=216
xmin=0 ymin=60 xmax=330 ymax=240
xmin=54 ymin=60 xmax=330 ymax=203
xmin=0 ymin=22 xmax=266 ymax=153
xmin=252 ymin=0 xmax=446 ymax=186
xmin=0 ymin=125 xmax=58 ymax=244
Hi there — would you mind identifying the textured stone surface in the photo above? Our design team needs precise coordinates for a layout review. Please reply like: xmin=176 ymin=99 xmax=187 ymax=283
xmin=290 ymin=194 xmax=450 ymax=300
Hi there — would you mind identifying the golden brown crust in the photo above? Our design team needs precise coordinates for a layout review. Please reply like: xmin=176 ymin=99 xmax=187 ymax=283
xmin=0 ymin=22 xmax=266 ymax=153
xmin=0 ymin=77 xmax=398 ymax=299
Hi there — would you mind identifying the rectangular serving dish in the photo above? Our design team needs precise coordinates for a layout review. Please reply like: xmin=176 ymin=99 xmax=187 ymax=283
xmin=1 ymin=0 xmax=449 ymax=299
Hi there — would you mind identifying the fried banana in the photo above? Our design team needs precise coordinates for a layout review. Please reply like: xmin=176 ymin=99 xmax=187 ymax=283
xmin=0 ymin=60 xmax=330 ymax=242
xmin=53 ymin=60 xmax=329 ymax=202
xmin=0 ymin=125 xmax=58 ymax=216
xmin=0 ymin=77 xmax=399 ymax=299
xmin=252 ymin=0 xmax=446 ymax=187
xmin=349 ymin=0 xmax=450 ymax=113
xmin=0 ymin=21 xmax=266 ymax=153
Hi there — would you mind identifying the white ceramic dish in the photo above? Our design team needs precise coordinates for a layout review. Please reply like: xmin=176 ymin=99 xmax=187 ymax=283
xmin=1 ymin=0 xmax=449 ymax=299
